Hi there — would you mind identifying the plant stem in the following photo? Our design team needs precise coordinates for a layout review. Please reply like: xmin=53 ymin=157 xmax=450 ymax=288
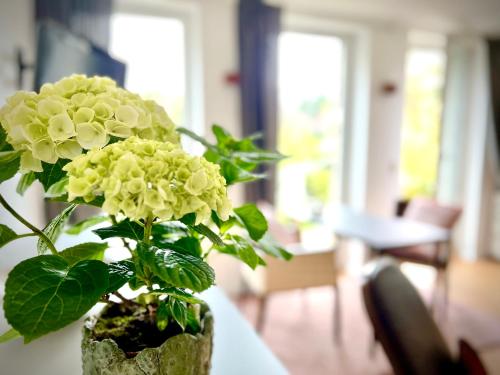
xmin=144 ymin=215 xmax=153 ymax=244
xmin=0 ymin=194 xmax=58 ymax=255
xmin=142 ymin=215 xmax=155 ymax=291
xmin=113 ymin=291 xmax=138 ymax=307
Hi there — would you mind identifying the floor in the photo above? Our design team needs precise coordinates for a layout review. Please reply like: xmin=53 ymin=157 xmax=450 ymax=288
xmin=235 ymin=258 xmax=500 ymax=375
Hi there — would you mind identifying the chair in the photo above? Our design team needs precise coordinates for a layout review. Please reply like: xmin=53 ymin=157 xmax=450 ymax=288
xmin=362 ymin=259 xmax=487 ymax=375
xmin=379 ymin=197 xmax=462 ymax=309
xmin=242 ymin=201 xmax=341 ymax=342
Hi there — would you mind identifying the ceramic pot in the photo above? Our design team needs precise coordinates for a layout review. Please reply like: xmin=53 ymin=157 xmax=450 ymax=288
xmin=81 ymin=304 xmax=213 ymax=375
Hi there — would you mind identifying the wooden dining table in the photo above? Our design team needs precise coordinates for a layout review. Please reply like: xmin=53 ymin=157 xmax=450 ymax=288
xmin=332 ymin=205 xmax=450 ymax=252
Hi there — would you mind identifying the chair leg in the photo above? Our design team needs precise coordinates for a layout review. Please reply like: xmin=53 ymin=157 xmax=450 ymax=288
xmin=369 ymin=331 xmax=378 ymax=358
xmin=431 ymin=268 xmax=444 ymax=314
xmin=431 ymin=268 xmax=449 ymax=319
xmin=431 ymin=271 xmax=440 ymax=314
xmin=256 ymin=295 xmax=268 ymax=333
xmin=333 ymin=283 xmax=342 ymax=344
xmin=442 ymin=268 xmax=449 ymax=319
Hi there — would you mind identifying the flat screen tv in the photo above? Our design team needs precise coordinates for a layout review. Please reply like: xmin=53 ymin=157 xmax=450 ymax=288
xmin=34 ymin=21 xmax=126 ymax=90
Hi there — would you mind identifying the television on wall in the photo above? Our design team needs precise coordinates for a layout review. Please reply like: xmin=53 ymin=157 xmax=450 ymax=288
xmin=34 ymin=21 xmax=126 ymax=90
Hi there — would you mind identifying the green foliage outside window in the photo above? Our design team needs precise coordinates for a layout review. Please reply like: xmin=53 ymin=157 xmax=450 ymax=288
xmin=400 ymin=48 xmax=446 ymax=199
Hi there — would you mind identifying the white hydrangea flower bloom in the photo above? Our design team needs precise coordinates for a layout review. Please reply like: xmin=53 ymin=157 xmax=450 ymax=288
xmin=0 ymin=75 xmax=180 ymax=171
xmin=63 ymin=137 xmax=232 ymax=224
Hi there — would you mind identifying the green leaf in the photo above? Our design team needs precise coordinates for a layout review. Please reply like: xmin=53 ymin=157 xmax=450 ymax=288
xmin=0 ymin=224 xmax=17 ymax=248
xmin=16 ymin=172 xmax=36 ymax=195
xmin=150 ymin=222 xmax=189 ymax=245
xmin=45 ymin=177 xmax=69 ymax=198
xmin=0 ymin=328 xmax=21 ymax=344
xmin=66 ymin=216 xmax=109 ymax=235
xmin=168 ymin=297 xmax=187 ymax=330
xmin=179 ymin=213 xmax=196 ymax=226
xmin=216 ymin=235 xmax=262 ymax=269
xmin=137 ymin=242 xmax=215 ymax=292
xmin=0 ymin=150 xmax=21 ymax=164
xmin=156 ymin=300 xmax=169 ymax=331
xmin=0 ymin=154 xmax=20 ymax=183
xmin=4 ymin=255 xmax=109 ymax=342
xmin=193 ymin=223 xmax=224 ymax=246
xmin=232 ymin=150 xmax=285 ymax=163
xmin=128 ymin=276 xmax=146 ymax=290
xmin=158 ymin=287 xmax=203 ymax=304
xmin=35 ymin=159 xmax=69 ymax=191
xmin=211 ymin=211 xmax=237 ymax=233
xmin=234 ymin=203 xmax=268 ymax=241
xmin=180 ymin=214 xmax=224 ymax=246
xmin=93 ymin=219 xmax=143 ymax=242
xmin=59 ymin=242 xmax=107 ymax=265
xmin=220 ymin=160 xmax=265 ymax=185
xmin=212 ymin=124 xmax=284 ymax=162
xmin=212 ymin=124 xmax=232 ymax=145
xmin=229 ymin=235 xmax=262 ymax=269
xmin=171 ymin=237 xmax=202 ymax=257
xmin=258 ymin=235 xmax=294 ymax=261
xmin=51 ymin=194 xmax=104 ymax=208
xmin=38 ymin=204 xmax=77 ymax=254
xmin=186 ymin=305 xmax=201 ymax=332
xmin=0 ymin=127 xmax=11 ymax=151
xmin=106 ymin=260 xmax=135 ymax=293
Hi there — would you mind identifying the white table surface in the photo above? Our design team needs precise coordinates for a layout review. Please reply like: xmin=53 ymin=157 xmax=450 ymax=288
xmin=332 ymin=205 xmax=450 ymax=250
xmin=0 ymin=231 xmax=289 ymax=375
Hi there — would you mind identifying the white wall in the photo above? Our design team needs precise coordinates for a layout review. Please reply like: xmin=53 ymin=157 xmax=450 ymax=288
xmin=364 ymin=28 xmax=407 ymax=216
xmin=199 ymin=0 xmax=246 ymax=295
xmin=0 ymin=0 xmax=46 ymax=272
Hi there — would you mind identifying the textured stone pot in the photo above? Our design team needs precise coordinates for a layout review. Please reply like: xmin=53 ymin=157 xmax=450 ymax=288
xmin=82 ymin=305 xmax=213 ymax=375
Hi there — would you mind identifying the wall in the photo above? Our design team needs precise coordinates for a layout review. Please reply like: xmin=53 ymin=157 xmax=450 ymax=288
xmin=0 ymin=0 xmax=46 ymax=272
xmin=364 ymin=28 xmax=407 ymax=216
xmin=199 ymin=0 xmax=246 ymax=295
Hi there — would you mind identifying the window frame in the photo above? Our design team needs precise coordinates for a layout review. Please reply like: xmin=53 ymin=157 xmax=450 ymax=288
xmin=111 ymin=0 xmax=204 ymax=136
xmin=280 ymin=12 xmax=371 ymax=209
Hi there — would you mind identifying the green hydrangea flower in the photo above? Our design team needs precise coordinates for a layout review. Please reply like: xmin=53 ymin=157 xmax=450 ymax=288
xmin=0 ymin=75 xmax=180 ymax=172
xmin=63 ymin=137 xmax=232 ymax=224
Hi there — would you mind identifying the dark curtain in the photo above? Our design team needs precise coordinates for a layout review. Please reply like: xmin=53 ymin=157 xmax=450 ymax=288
xmin=488 ymin=39 xmax=500 ymax=155
xmin=238 ymin=0 xmax=280 ymax=203
xmin=35 ymin=0 xmax=112 ymax=49
xmin=35 ymin=0 xmax=112 ymax=222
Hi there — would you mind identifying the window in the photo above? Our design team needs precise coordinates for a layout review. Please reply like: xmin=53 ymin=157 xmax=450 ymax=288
xmin=110 ymin=13 xmax=186 ymax=126
xmin=276 ymin=32 xmax=345 ymax=229
xmin=399 ymin=33 xmax=447 ymax=199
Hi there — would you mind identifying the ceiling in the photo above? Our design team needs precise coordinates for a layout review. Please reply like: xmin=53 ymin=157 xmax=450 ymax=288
xmin=267 ymin=0 xmax=500 ymax=35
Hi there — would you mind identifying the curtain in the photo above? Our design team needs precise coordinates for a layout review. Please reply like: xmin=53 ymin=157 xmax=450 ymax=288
xmin=35 ymin=0 xmax=112 ymax=49
xmin=238 ymin=0 xmax=280 ymax=203
xmin=487 ymin=39 xmax=500 ymax=155
xmin=35 ymin=0 xmax=113 ymax=222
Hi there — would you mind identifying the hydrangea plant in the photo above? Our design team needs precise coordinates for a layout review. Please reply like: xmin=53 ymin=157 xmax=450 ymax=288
xmin=0 ymin=75 xmax=290 ymax=344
